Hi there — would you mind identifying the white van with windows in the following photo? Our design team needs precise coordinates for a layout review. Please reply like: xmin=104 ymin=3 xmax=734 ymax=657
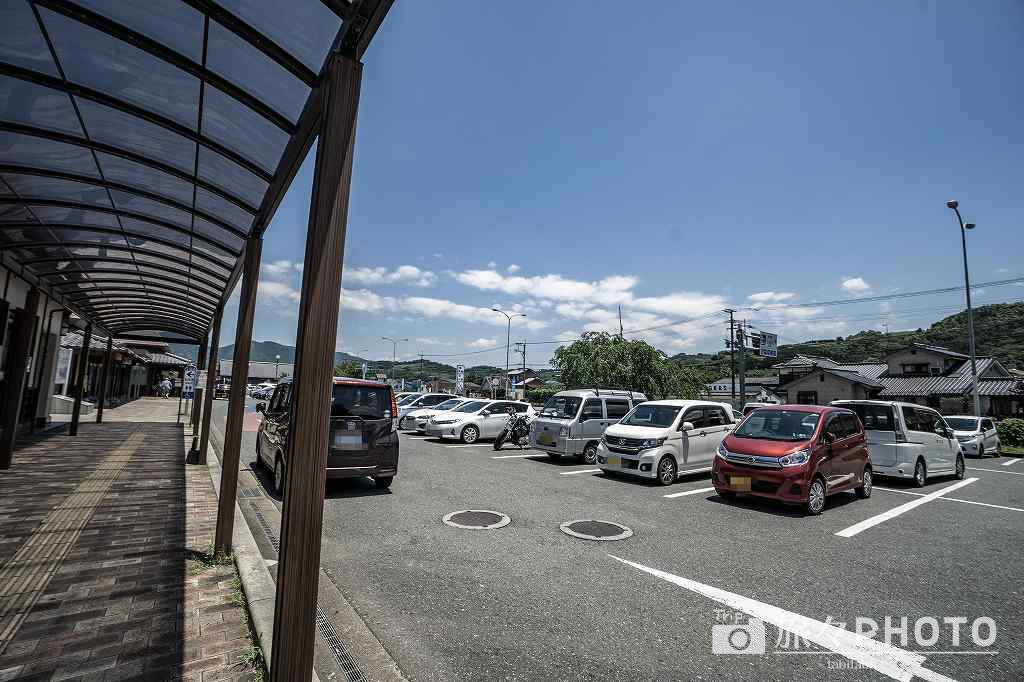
xmin=530 ymin=389 xmax=646 ymax=464
xmin=595 ymin=400 xmax=736 ymax=485
xmin=831 ymin=400 xmax=965 ymax=485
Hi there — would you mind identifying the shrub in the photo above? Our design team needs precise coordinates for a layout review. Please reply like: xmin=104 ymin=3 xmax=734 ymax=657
xmin=996 ymin=418 xmax=1024 ymax=447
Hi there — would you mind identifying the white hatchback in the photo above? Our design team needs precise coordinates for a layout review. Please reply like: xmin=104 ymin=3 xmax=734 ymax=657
xmin=402 ymin=398 xmax=473 ymax=433
xmin=944 ymin=415 xmax=1001 ymax=457
xmin=424 ymin=400 xmax=535 ymax=443
xmin=832 ymin=400 xmax=965 ymax=485
xmin=596 ymin=400 xmax=736 ymax=485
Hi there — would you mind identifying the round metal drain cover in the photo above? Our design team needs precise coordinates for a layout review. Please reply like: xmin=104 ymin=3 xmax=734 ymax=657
xmin=443 ymin=510 xmax=511 ymax=530
xmin=560 ymin=519 xmax=633 ymax=541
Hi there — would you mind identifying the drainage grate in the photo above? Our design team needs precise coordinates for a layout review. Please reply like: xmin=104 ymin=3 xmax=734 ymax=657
xmin=442 ymin=510 xmax=511 ymax=530
xmin=249 ymin=503 xmax=364 ymax=681
xmin=559 ymin=519 xmax=633 ymax=541
xmin=239 ymin=487 xmax=262 ymax=498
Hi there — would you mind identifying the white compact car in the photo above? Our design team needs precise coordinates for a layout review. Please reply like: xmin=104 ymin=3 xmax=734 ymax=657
xmin=596 ymin=400 xmax=736 ymax=485
xmin=424 ymin=399 xmax=534 ymax=443
xmin=397 ymin=393 xmax=453 ymax=423
xmin=402 ymin=398 xmax=473 ymax=433
xmin=832 ymin=400 xmax=965 ymax=485
xmin=944 ymin=415 xmax=1001 ymax=457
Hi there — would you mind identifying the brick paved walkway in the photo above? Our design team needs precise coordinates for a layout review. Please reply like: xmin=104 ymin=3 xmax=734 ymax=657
xmin=0 ymin=399 xmax=260 ymax=681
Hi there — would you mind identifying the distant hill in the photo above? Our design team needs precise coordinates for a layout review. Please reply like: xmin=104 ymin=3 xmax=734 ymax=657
xmin=671 ymin=302 xmax=1024 ymax=377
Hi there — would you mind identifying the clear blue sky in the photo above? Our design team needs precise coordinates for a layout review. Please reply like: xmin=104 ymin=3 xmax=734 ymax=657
xmin=220 ymin=0 xmax=1024 ymax=367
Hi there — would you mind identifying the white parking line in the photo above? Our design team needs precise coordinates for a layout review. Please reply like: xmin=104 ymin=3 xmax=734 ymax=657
xmin=835 ymin=478 xmax=978 ymax=538
xmin=608 ymin=555 xmax=957 ymax=682
xmin=875 ymin=487 xmax=1024 ymax=514
xmin=677 ymin=466 xmax=712 ymax=476
xmin=491 ymin=453 xmax=540 ymax=459
xmin=967 ymin=467 xmax=1024 ymax=476
xmin=663 ymin=486 xmax=716 ymax=499
xmin=1001 ymin=458 xmax=1020 ymax=467
xmin=447 ymin=443 xmax=498 ymax=448
xmin=560 ymin=469 xmax=601 ymax=475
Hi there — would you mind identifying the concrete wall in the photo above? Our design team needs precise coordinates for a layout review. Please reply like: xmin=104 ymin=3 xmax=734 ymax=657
xmin=780 ymin=370 xmax=874 ymax=405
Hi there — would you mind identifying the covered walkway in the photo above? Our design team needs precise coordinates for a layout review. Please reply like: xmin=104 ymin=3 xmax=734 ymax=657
xmin=0 ymin=398 xmax=256 ymax=681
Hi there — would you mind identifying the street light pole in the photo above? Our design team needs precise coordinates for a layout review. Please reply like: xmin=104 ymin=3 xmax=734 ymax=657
xmin=947 ymin=200 xmax=981 ymax=416
xmin=491 ymin=308 xmax=525 ymax=397
xmin=275 ymin=354 xmax=280 ymax=380
xmin=381 ymin=336 xmax=407 ymax=381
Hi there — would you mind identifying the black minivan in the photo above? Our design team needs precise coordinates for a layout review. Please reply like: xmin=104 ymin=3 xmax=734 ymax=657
xmin=255 ymin=377 xmax=400 ymax=493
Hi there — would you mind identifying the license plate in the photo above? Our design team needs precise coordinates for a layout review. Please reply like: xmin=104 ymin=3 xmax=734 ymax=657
xmin=538 ymin=433 xmax=555 ymax=445
xmin=606 ymin=456 xmax=621 ymax=467
xmin=333 ymin=434 xmax=362 ymax=449
xmin=730 ymin=476 xmax=751 ymax=492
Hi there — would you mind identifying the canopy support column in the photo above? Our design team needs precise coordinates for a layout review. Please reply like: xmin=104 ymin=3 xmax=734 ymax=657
xmin=271 ymin=53 xmax=362 ymax=682
xmin=95 ymin=337 xmax=113 ymax=423
xmin=69 ymin=323 xmax=92 ymax=437
xmin=214 ymin=237 xmax=262 ymax=557
xmin=198 ymin=306 xmax=223 ymax=465
xmin=0 ymin=288 xmax=40 ymax=469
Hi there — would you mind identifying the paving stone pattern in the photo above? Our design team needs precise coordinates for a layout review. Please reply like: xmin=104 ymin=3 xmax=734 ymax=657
xmin=0 ymin=399 xmax=260 ymax=681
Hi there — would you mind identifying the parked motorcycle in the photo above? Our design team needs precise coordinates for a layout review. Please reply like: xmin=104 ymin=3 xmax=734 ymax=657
xmin=494 ymin=411 xmax=532 ymax=450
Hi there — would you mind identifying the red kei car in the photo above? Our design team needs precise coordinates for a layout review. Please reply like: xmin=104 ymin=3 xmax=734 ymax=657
xmin=712 ymin=405 xmax=871 ymax=515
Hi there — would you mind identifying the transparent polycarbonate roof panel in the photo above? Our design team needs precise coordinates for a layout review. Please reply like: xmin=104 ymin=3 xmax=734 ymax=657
xmin=197 ymin=144 xmax=268 ymax=207
xmin=40 ymin=8 xmax=201 ymax=129
xmin=119 ymin=217 xmax=191 ymax=248
xmin=192 ymin=216 xmax=244 ymax=251
xmin=194 ymin=187 xmax=253 ymax=233
xmin=71 ymin=0 xmax=205 ymax=64
xmin=0 ymin=2 xmax=60 ymax=77
xmin=0 ymin=76 xmax=84 ymax=137
xmin=50 ymin=229 xmax=128 ymax=247
xmin=202 ymin=85 xmax=289 ymax=174
xmin=217 ymin=0 xmax=342 ymax=73
xmin=206 ymin=20 xmax=308 ymax=124
xmin=94 ymin=153 xmax=195 ymax=205
xmin=27 ymin=205 xmax=120 ymax=228
xmin=0 ymin=132 xmax=99 ymax=178
xmin=76 ymin=100 xmax=197 ymax=174
xmin=2 ymin=173 xmax=112 ymax=208
xmin=0 ymin=205 xmax=37 ymax=223
xmin=108 ymin=190 xmax=193 ymax=229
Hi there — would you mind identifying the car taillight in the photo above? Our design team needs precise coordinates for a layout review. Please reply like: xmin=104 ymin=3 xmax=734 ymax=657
xmin=390 ymin=391 xmax=398 ymax=432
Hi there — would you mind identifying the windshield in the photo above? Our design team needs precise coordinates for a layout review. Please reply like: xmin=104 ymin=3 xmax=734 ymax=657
xmin=452 ymin=400 xmax=488 ymax=414
xmin=944 ymin=417 xmax=979 ymax=431
xmin=621 ymin=405 xmax=681 ymax=428
xmin=397 ymin=394 xmax=421 ymax=406
xmin=331 ymin=385 xmax=391 ymax=419
xmin=434 ymin=399 xmax=464 ymax=411
xmin=734 ymin=409 xmax=820 ymax=441
xmin=540 ymin=395 xmax=582 ymax=418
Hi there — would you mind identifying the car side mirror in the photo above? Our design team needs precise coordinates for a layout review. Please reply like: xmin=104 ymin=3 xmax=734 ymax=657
xmin=480 ymin=410 xmax=491 ymax=417
xmin=821 ymin=432 xmax=835 ymax=445
xmin=255 ymin=402 xmax=266 ymax=413
xmin=680 ymin=421 xmax=694 ymax=432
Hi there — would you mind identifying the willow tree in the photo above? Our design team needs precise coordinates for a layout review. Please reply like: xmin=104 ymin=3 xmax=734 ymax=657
xmin=552 ymin=332 xmax=706 ymax=399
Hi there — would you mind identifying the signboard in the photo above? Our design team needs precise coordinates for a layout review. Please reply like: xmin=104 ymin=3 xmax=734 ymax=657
xmin=182 ymin=364 xmax=197 ymax=399
xmin=758 ymin=332 xmax=778 ymax=358
xmin=455 ymin=364 xmax=465 ymax=394
xmin=54 ymin=348 xmax=73 ymax=387
xmin=491 ymin=377 xmax=501 ymax=387
xmin=376 ymin=373 xmax=387 ymax=381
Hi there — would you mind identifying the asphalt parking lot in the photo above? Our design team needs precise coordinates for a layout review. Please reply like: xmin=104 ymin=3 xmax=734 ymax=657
xmin=215 ymin=400 xmax=1023 ymax=681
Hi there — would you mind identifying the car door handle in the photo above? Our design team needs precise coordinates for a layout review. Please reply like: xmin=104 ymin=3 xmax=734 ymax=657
xmin=699 ymin=431 xmax=707 ymax=437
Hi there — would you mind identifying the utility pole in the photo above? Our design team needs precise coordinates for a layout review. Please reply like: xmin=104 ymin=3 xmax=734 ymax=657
xmin=513 ymin=342 xmax=526 ymax=400
xmin=724 ymin=309 xmax=737 ymax=401
xmin=737 ymin=320 xmax=747 ymax=409
xmin=419 ymin=353 xmax=425 ymax=385
xmin=618 ymin=306 xmax=624 ymax=339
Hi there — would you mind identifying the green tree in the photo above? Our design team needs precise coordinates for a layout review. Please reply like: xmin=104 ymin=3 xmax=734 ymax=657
xmin=552 ymin=332 xmax=708 ymax=399
xmin=335 ymin=360 xmax=362 ymax=378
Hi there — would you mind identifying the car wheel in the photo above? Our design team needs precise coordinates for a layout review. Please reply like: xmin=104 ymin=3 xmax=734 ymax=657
xmin=656 ymin=456 xmax=677 ymax=486
xmin=912 ymin=459 xmax=927 ymax=487
xmin=855 ymin=467 xmax=872 ymax=499
xmin=716 ymin=488 xmax=736 ymax=499
xmin=461 ymin=425 xmax=479 ymax=444
xmin=374 ymin=476 xmax=393 ymax=489
xmin=581 ymin=442 xmax=598 ymax=465
xmin=805 ymin=477 xmax=826 ymax=515
xmin=273 ymin=458 xmax=286 ymax=495
xmin=995 ymin=441 xmax=1001 ymax=456
xmin=955 ymin=454 xmax=965 ymax=480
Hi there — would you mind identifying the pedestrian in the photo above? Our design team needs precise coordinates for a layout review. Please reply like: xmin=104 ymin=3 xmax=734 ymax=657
xmin=159 ymin=377 xmax=172 ymax=398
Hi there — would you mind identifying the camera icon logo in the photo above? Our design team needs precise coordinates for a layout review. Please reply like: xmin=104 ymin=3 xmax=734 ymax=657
xmin=711 ymin=618 xmax=766 ymax=655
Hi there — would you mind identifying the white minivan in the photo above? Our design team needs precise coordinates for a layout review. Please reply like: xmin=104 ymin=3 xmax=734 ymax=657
xmin=831 ymin=400 xmax=965 ymax=486
xmin=596 ymin=400 xmax=736 ymax=485
xmin=530 ymin=389 xmax=646 ymax=464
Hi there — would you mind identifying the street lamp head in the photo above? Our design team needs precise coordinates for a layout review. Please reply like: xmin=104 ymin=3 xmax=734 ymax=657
xmin=946 ymin=200 xmax=958 ymax=209
xmin=490 ymin=308 xmax=500 ymax=313
xmin=965 ymin=223 xmax=976 ymax=230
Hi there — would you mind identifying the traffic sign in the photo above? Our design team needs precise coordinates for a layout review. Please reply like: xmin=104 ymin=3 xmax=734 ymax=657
xmin=758 ymin=332 xmax=778 ymax=358
xmin=182 ymin=364 xmax=197 ymax=399
xmin=455 ymin=364 xmax=465 ymax=394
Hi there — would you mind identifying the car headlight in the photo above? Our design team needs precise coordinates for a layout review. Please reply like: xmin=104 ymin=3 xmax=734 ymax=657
xmin=640 ymin=438 xmax=666 ymax=449
xmin=559 ymin=426 xmax=568 ymax=437
xmin=434 ymin=419 xmax=456 ymax=425
xmin=778 ymin=448 xmax=811 ymax=467
xmin=717 ymin=443 xmax=729 ymax=459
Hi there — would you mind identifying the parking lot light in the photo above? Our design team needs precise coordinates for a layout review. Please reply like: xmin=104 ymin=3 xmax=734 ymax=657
xmin=491 ymin=308 xmax=525 ymax=397
xmin=947 ymin=200 xmax=981 ymax=416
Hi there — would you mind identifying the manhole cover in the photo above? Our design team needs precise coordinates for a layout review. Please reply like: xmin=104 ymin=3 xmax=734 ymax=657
xmin=443 ymin=510 xmax=511 ymax=530
xmin=560 ymin=519 xmax=633 ymax=541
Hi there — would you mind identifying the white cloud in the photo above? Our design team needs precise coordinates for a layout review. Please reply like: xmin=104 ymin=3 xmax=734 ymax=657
xmin=630 ymin=291 xmax=727 ymax=317
xmin=507 ymin=264 xmax=521 ymax=273
xmin=841 ymin=277 xmax=870 ymax=293
xmin=258 ymin=280 xmax=300 ymax=302
xmin=467 ymin=337 xmax=497 ymax=349
xmin=450 ymin=269 xmax=637 ymax=305
xmin=261 ymin=260 xmax=301 ymax=280
xmin=748 ymin=291 xmax=796 ymax=304
xmin=995 ymin=267 xmax=1010 ymax=274
xmin=340 ymin=287 xmax=398 ymax=313
xmin=554 ymin=331 xmax=579 ymax=342
xmin=415 ymin=337 xmax=452 ymax=346
xmin=487 ymin=261 xmax=498 ymax=268
xmin=346 ymin=265 xmax=437 ymax=287
xmin=403 ymin=296 xmax=548 ymax=331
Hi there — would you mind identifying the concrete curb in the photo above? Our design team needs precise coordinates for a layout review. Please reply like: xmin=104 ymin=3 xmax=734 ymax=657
xmin=204 ymin=448 xmax=320 ymax=682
